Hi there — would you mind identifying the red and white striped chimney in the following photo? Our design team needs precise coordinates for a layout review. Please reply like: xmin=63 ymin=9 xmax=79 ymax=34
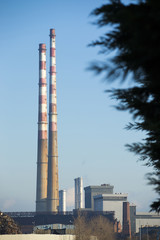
xmin=36 ymin=43 xmax=48 ymax=212
xmin=47 ymin=29 xmax=59 ymax=212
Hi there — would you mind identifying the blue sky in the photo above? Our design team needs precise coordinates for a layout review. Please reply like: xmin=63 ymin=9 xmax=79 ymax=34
xmin=0 ymin=0 xmax=156 ymax=212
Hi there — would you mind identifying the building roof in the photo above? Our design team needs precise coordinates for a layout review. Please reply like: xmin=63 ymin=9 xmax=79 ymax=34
xmin=94 ymin=194 xmax=128 ymax=201
xmin=84 ymin=184 xmax=114 ymax=190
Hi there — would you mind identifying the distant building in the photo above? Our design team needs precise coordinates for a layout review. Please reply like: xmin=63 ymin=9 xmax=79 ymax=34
xmin=129 ymin=204 xmax=160 ymax=234
xmin=140 ymin=225 xmax=160 ymax=237
xmin=123 ymin=202 xmax=131 ymax=238
xmin=135 ymin=212 xmax=160 ymax=233
xmin=130 ymin=203 xmax=136 ymax=235
xmin=84 ymin=184 xmax=114 ymax=210
xmin=93 ymin=193 xmax=128 ymax=226
xmin=74 ymin=177 xmax=83 ymax=209
xmin=114 ymin=219 xmax=122 ymax=233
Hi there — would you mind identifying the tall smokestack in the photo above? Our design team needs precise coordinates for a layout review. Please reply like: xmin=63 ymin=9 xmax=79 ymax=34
xmin=47 ymin=29 xmax=59 ymax=212
xmin=36 ymin=43 xmax=48 ymax=212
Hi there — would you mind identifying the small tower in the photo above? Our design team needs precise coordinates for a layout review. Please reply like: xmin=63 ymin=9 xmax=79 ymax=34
xmin=59 ymin=190 xmax=66 ymax=212
xmin=75 ymin=177 xmax=83 ymax=209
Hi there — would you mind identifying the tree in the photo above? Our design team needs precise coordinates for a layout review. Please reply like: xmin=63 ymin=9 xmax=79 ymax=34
xmin=74 ymin=213 xmax=91 ymax=240
xmin=89 ymin=216 xmax=115 ymax=240
xmin=74 ymin=214 xmax=115 ymax=240
xmin=0 ymin=212 xmax=21 ymax=234
xmin=89 ymin=0 xmax=160 ymax=211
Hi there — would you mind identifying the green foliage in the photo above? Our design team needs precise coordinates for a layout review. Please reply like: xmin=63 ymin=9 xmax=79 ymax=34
xmin=90 ymin=0 xmax=160 ymax=211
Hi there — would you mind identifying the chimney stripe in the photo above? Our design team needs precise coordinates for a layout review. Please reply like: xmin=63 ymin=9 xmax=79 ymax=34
xmin=39 ymin=61 xmax=46 ymax=69
xmin=40 ymin=69 xmax=46 ymax=78
xmin=38 ymin=130 xmax=48 ymax=139
xmin=39 ymin=104 xmax=47 ymax=113
xmin=39 ymin=95 xmax=47 ymax=103
xmin=38 ymin=113 xmax=47 ymax=122
xmin=40 ymin=78 xmax=47 ymax=84
xmin=39 ymin=86 xmax=47 ymax=96
xmin=38 ymin=124 xmax=47 ymax=131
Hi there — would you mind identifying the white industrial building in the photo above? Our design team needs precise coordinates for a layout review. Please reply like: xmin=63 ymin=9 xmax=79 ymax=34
xmin=135 ymin=212 xmax=160 ymax=233
xmin=94 ymin=193 xmax=128 ymax=225
xmin=84 ymin=184 xmax=114 ymax=210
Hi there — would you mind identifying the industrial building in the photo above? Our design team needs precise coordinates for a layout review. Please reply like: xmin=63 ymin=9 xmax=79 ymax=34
xmin=33 ymin=30 xmax=160 ymax=237
xmin=129 ymin=203 xmax=136 ymax=235
xmin=135 ymin=211 xmax=160 ymax=233
xmin=84 ymin=184 xmax=131 ymax=237
xmin=94 ymin=193 xmax=128 ymax=226
xmin=84 ymin=184 xmax=114 ymax=210
xmin=2 ymin=27 xmax=160 ymax=238
xmin=129 ymin=204 xmax=160 ymax=235
xmin=123 ymin=202 xmax=131 ymax=238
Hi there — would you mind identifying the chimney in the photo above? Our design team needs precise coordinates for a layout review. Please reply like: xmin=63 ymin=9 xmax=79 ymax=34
xmin=36 ymin=43 xmax=48 ymax=212
xmin=47 ymin=29 xmax=59 ymax=212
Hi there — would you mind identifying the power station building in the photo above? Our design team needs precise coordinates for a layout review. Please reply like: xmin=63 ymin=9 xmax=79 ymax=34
xmin=84 ymin=184 xmax=114 ymax=210
xmin=94 ymin=193 xmax=128 ymax=226
xmin=4 ymin=26 xmax=158 ymax=238
xmin=84 ymin=184 xmax=131 ymax=237
xmin=34 ymin=30 xmax=160 ymax=237
xmin=135 ymin=211 xmax=160 ymax=233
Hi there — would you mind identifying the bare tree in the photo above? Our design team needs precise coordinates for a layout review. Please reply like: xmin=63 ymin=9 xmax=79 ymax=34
xmin=74 ymin=213 xmax=91 ymax=240
xmin=74 ymin=214 xmax=115 ymax=240
xmin=90 ymin=216 xmax=115 ymax=240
